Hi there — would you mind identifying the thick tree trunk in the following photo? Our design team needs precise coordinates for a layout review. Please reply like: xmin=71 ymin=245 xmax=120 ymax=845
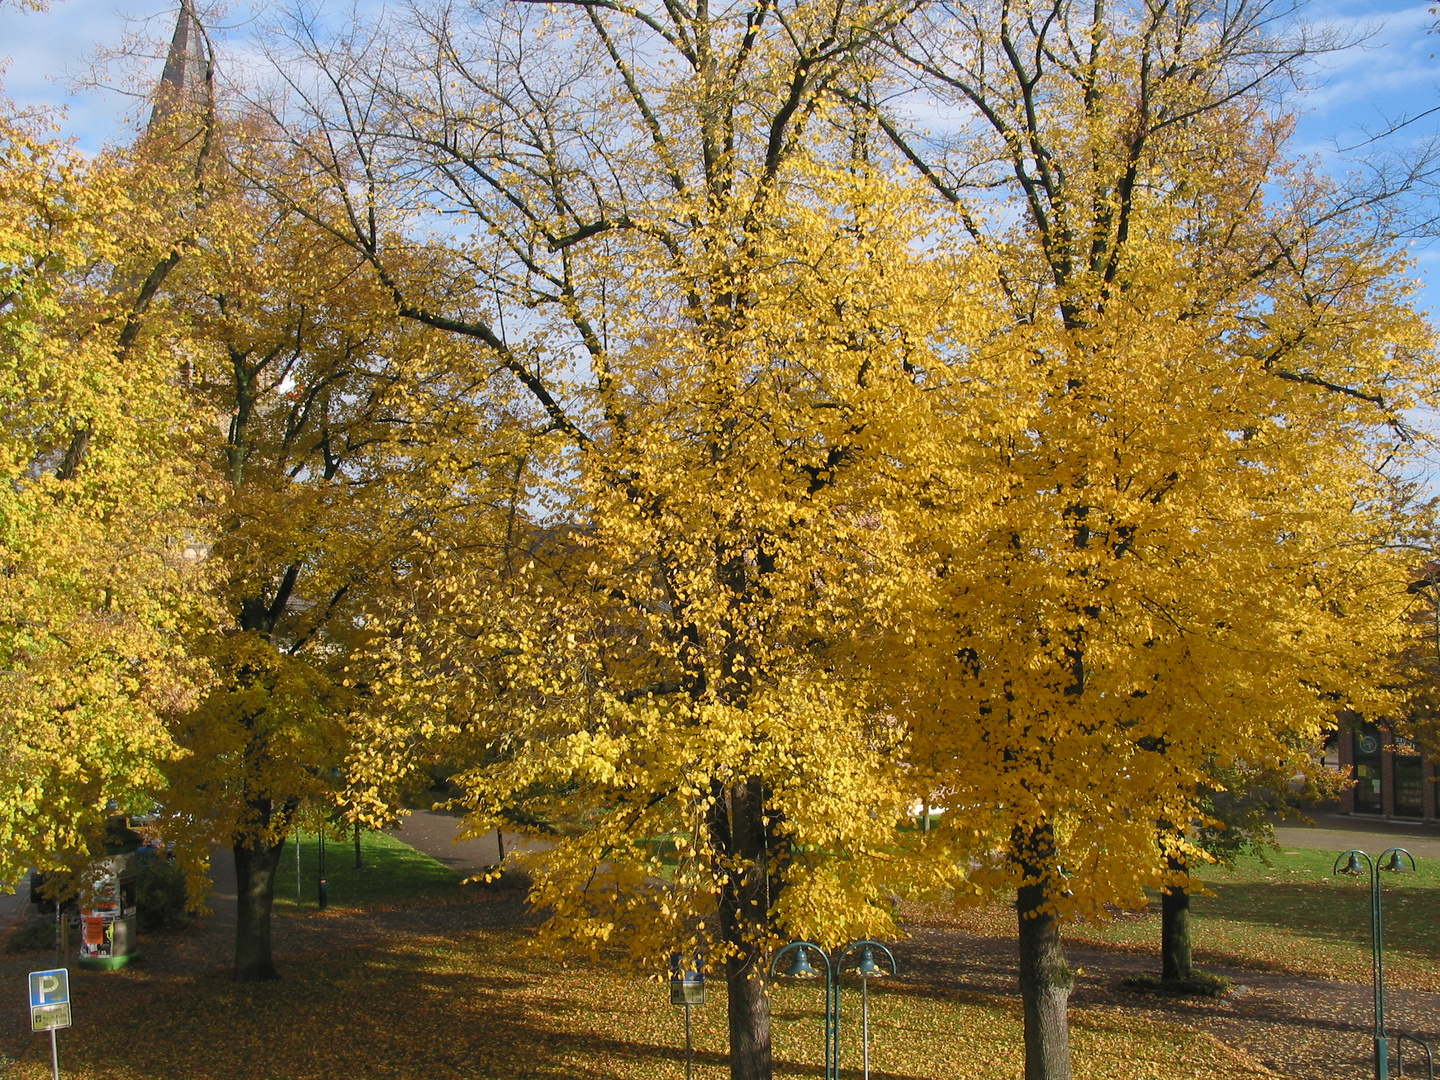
xmin=1015 ymin=826 xmax=1073 ymax=1080
xmin=233 ymin=829 xmax=286 ymax=981
xmin=712 ymin=776 xmax=773 ymax=1080
xmin=726 ymin=951 xmax=772 ymax=1080
xmin=1161 ymin=856 xmax=1192 ymax=982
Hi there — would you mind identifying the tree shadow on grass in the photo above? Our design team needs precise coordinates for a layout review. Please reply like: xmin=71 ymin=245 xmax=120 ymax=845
xmin=1197 ymin=879 xmax=1440 ymax=968
xmin=46 ymin=927 xmax=950 ymax=1080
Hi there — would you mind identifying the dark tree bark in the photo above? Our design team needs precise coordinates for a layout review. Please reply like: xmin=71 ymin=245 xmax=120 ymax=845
xmin=726 ymin=956 xmax=772 ymax=1080
xmin=233 ymin=814 xmax=286 ymax=982
xmin=227 ymin=587 xmax=303 ymax=981
xmin=711 ymin=776 xmax=773 ymax=1080
xmin=1015 ymin=825 xmax=1073 ymax=1080
xmin=1161 ymin=855 xmax=1192 ymax=983
xmin=354 ymin=823 xmax=363 ymax=870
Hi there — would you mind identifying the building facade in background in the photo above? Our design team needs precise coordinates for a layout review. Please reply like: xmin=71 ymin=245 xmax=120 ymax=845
xmin=1331 ymin=714 xmax=1438 ymax=821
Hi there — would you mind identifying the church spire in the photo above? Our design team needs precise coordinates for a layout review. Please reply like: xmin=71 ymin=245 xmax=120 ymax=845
xmin=149 ymin=1 xmax=211 ymax=129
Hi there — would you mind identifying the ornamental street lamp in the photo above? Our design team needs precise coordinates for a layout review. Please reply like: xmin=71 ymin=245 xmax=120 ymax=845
xmin=769 ymin=939 xmax=898 ymax=1080
xmin=1333 ymin=847 xmax=1417 ymax=1080
xmin=851 ymin=944 xmax=892 ymax=1080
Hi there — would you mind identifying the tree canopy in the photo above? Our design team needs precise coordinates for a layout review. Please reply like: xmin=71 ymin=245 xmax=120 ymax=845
xmin=6 ymin=0 xmax=1439 ymax=1075
xmin=0 ymin=102 xmax=211 ymax=886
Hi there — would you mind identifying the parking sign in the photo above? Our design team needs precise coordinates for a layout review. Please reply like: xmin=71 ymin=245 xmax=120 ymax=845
xmin=28 ymin=969 xmax=71 ymax=1032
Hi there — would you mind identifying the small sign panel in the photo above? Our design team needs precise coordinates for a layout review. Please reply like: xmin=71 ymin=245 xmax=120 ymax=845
xmin=32 ymin=1003 xmax=71 ymax=1032
xmin=670 ymin=975 xmax=705 ymax=1006
xmin=28 ymin=969 xmax=71 ymax=1032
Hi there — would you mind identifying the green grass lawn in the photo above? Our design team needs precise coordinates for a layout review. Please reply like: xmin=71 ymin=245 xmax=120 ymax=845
xmin=6 ymin=924 xmax=1269 ymax=1080
xmin=1186 ymin=846 xmax=1440 ymax=989
xmin=270 ymin=829 xmax=466 ymax=913
xmin=942 ymin=846 xmax=1440 ymax=990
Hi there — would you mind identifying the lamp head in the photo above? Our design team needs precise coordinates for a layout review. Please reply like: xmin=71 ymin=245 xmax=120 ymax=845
xmin=1382 ymin=849 xmax=1413 ymax=874
xmin=780 ymin=946 xmax=819 ymax=979
xmin=854 ymin=945 xmax=886 ymax=979
xmin=1338 ymin=851 xmax=1364 ymax=876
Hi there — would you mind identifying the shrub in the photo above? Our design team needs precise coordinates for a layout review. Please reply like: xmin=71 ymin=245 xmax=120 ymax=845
xmin=1118 ymin=971 xmax=1233 ymax=998
xmin=134 ymin=848 xmax=192 ymax=931
xmin=3 ymin=917 xmax=55 ymax=954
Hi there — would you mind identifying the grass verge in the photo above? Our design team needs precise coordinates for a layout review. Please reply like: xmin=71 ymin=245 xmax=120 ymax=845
xmin=271 ymin=829 xmax=466 ymax=913
xmin=932 ymin=847 xmax=1440 ymax=990
xmin=1118 ymin=971 xmax=1233 ymax=998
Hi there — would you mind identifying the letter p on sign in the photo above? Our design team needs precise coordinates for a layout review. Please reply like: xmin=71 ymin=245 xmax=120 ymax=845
xmin=29 ymin=970 xmax=69 ymax=1008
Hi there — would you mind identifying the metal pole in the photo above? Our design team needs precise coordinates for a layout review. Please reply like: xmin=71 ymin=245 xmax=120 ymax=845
xmin=862 ymin=975 xmax=871 ymax=1080
xmin=822 ymin=961 xmax=832 ymax=1080
xmin=49 ymin=1026 xmax=59 ymax=1080
xmin=318 ymin=828 xmax=328 ymax=911
xmin=829 ymin=955 xmax=840 ymax=1080
xmin=1375 ymin=862 xmax=1389 ymax=1080
xmin=684 ymin=1002 xmax=693 ymax=1080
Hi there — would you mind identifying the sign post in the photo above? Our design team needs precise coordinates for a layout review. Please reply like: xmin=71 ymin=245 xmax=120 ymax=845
xmin=28 ymin=968 xmax=70 ymax=1080
xmin=669 ymin=955 xmax=705 ymax=1080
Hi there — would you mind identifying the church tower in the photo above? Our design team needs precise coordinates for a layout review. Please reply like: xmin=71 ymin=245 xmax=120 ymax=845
xmin=148 ymin=1 xmax=212 ymax=128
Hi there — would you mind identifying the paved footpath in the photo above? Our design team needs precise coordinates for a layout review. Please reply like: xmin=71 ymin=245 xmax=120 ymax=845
xmin=1275 ymin=809 xmax=1440 ymax=861
xmin=2 ymin=810 xmax=540 ymax=952
xmin=196 ymin=810 xmax=540 ymax=928
xmin=387 ymin=811 xmax=546 ymax=879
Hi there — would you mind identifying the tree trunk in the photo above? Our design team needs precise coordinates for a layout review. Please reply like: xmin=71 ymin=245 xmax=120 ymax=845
xmin=233 ymin=828 xmax=286 ymax=981
xmin=1161 ymin=856 xmax=1192 ymax=982
xmin=1015 ymin=825 xmax=1073 ymax=1080
xmin=726 ymin=952 xmax=772 ymax=1080
xmin=712 ymin=776 xmax=773 ymax=1080
xmin=354 ymin=823 xmax=363 ymax=870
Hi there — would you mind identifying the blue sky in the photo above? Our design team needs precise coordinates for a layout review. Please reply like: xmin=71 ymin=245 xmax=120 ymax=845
xmin=3 ymin=0 xmax=1439 ymax=311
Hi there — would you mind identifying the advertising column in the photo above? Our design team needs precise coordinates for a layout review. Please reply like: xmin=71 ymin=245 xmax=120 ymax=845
xmin=78 ymin=851 xmax=139 ymax=970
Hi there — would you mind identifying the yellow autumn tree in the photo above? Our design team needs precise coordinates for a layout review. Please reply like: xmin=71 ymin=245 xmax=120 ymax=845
xmin=866 ymin=1 xmax=1439 ymax=1074
xmin=349 ymin=153 xmax=988 ymax=1079
xmin=252 ymin=0 xmax=1437 ymax=1075
xmin=0 ymin=99 xmax=212 ymax=888
xmin=152 ymin=125 xmax=539 ymax=980
xmin=254 ymin=0 xmax=981 ymax=1070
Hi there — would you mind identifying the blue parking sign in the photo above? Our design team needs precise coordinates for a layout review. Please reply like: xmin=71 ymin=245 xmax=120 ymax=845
xmin=28 ymin=970 xmax=69 ymax=1008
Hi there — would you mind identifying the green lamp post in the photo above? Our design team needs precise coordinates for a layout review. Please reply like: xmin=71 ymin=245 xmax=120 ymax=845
xmin=769 ymin=939 xmax=898 ymax=1080
xmin=1333 ymin=847 xmax=1417 ymax=1080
